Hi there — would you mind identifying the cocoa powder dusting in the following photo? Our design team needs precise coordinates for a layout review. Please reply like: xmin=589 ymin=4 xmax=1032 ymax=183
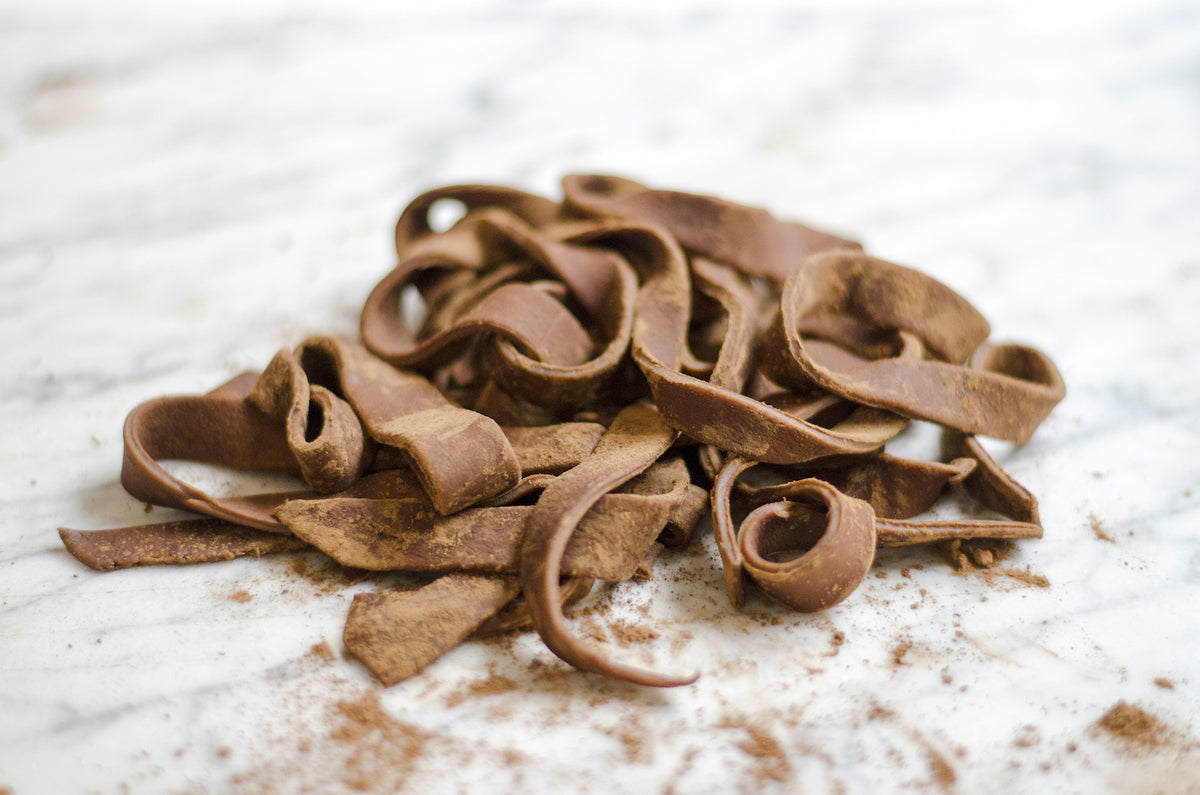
xmin=612 ymin=714 xmax=653 ymax=764
xmin=997 ymin=568 xmax=1050 ymax=588
xmin=609 ymin=620 xmax=660 ymax=646
xmin=307 ymin=641 xmax=336 ymax=662
xmin=1088 ymin=512 xmax=1115 ymax=543
xmin=290 ymin=556 xmax=373 ymax=596
xmin=927 ymin=748 xmax=957 ymax=790
xmin=329 ymin=691 xmax=430 ymax=791
xmin=444 ymin=673 xmax=520 ymax=708
xmin=940 ymin=539 xmax=1015 ymax=572
xmin=732 ymin=725 xmax=791 ymax=783
xmin=1095 ymin=701 xmax=1166 ymax=749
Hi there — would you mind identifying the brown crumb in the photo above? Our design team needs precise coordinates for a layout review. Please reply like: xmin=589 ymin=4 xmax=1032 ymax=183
xmin=939 ymin=539 xmax=1014 ymax=571
xmin=1153 ymin=678 xmax=1175 ymax=690
xmin=1088 ymin=512 xmax=1115 ymax=543
xmin=228 ymin=590 xmax=252 ymax=603
xmin=891 ymin=640 xmax=913 ymax=667
xmin=1094 ymin=701 xmax=1166 ymax=749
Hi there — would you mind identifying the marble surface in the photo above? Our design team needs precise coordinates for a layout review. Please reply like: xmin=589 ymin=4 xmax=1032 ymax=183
xmin=2 ymin=2 xmax=1200 ymax=793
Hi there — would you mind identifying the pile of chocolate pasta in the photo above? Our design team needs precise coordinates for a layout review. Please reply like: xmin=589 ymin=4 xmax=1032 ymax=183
xmin=60 ymin=175 xmax=1065 ymax=688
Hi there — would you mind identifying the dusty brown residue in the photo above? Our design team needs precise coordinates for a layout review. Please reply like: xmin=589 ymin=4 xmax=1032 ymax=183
xmin=611 ymin=714 xmax=654 ymax=764
xmin=941 ymin=536 xmax=1049 ymax=589
xmin=1088 ymin=512 xmax=1115 ymax=543
xmin=1094 ymin=701 xmax=1166 ymax=750
xmin=939 ymin=538 xmax=1014 ymax=571
xmin=996 ymin=568 xmax=1050 ymax=588
xmin=734 ymin=725 xmax=791 ymax=783
xmin=609 ymin=620 xmax=660 ymax=646
xmin=307 ymin=641 xmax=336 ymax=662
xmin=927 ymin=748 xmax=957 ymax=790
xmin=444 ymin=673 xmax=520 ymax=708
xmin=1153 ymin=678 xmax=1175 ymax=690
xmin=290 ymin=556 xmax=373 ymax=596
xmin=228 ymin=590 xmax=252 ymax=603
xmin=867 ymin=705 xmax=895 ymax=721
xmin=330 ymin=691 xmax=430 ymax=791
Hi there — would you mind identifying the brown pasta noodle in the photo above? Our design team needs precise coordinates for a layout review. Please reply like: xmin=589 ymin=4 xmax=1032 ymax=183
xmin=58 ymin=174 xmax=1065 ymax=688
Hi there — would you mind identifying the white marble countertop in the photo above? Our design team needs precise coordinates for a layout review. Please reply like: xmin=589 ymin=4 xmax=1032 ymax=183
xmin=2 ymin=2 xmax=1199 ymax=793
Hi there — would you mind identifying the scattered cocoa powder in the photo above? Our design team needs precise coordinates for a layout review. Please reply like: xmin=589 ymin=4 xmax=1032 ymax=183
xmin=731 ymin=724 xmax=791 ymax=783
xmin=289 ymin=556 xmax=373 ymax=596
xmin=996 ymin=568 xmax=1050 ymax=588
xmin=444 ymin=673 xmax=520 ymax=708
xmin=330 ymin=691 xmax=430 ymax=791
xmin=939 ymin=538 xmax=1015 ymax=571
xmin=612 ymin=714 xmax=653 ymax=764
xmin=609 ymin=620 xmax=660 ymax=646
xmin=927 ymin=748 xmax=956 ymax=790
xmin=307 ymin=641 xmax=336 ymax=662
xmin=1013 ymin=725 xmax=1040 ymax=748
xmin=1153 ymin=678 xmax=1175 ymax=690
xmin=228 ymin=590 xmax=252 ymax=603
xmin=1094 ymin=701 xmax=1166 ymax=750
xmin=1088 ymin=512 xmax=1115 ymax=543
xmin=891 ymin=640 xmax=913 ymax=667
xmin=942 ymin=536 xmax=1049 ymax=590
